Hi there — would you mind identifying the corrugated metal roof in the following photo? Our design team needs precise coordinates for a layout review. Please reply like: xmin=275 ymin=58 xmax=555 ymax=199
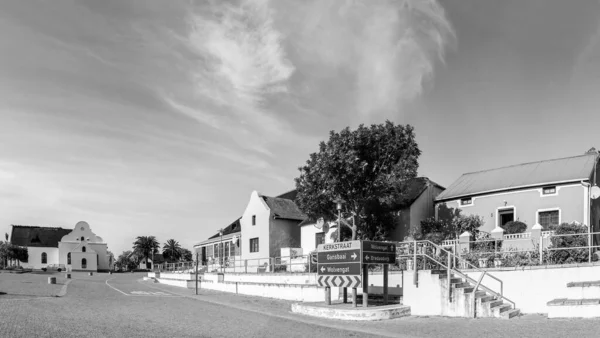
xmin=436 ymin=153 xmax=598 ymax=201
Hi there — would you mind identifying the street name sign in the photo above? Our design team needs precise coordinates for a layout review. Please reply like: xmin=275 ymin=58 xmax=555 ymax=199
xmin=317 ymin=241 xmax=362 ymax=288
xmin=362 ymin=241 xmax=397 ymax=264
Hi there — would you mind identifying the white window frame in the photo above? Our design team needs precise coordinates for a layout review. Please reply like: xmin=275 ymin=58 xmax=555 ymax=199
xmin=540 ymin=186 xmax=559 ymax=197
xmin=496 ymin=206 xmax=517 ymax=228
xmin=249 ymin=237 xmax=259 ymax=253
xmin=536 ymin=208 xmax=561 ymax=228
xmin=459 ymin=197 xmax=474 ymax=207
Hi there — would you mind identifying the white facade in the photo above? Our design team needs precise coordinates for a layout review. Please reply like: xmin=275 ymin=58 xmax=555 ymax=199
xmin=18 ymin=221 xmax=110 ymax=271
xmin=240 ymin=191 xmax=272 ymax=261
xmin=23 ymin=247 xmax=59 ymax=269
xmin=300 ymin=222 xmax=336 ymax=254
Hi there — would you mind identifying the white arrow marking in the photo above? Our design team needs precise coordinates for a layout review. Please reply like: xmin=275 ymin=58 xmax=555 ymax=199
xmin=365 ymin=255 xmax=370 ymax=260
xmin=351 ymin=252 xmax=357 ymax=260
xmin=320 ymin=266 xmax=326 ymax=273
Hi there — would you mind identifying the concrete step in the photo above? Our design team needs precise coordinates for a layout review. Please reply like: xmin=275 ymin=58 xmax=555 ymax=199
xmin=501 ymin=309 xmax=520 ymax=319
xmin=487 ymin=300 xmax=503 ymax=308
xmin=491 ymin=304 xmax=512 ymax=317
xmin=450 ymin=278 xmax=463 ymax=284
xmin=566 ymin=281 xmax=600 ymax=299
xmin=473 ymin=291 xmax=486 ymax=298
xmin=547 ymin=298 xmax=600 ymax=318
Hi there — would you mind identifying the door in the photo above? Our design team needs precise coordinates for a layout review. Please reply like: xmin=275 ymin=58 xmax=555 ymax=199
xmin=498 ymin=208 xmax=515 ymax=226
xmin=201 ymin=247 xmax=207 ymax=265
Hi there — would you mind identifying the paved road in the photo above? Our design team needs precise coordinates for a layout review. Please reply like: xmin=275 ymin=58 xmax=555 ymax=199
xmin=3 ymin=272 xmax=600 ymax=338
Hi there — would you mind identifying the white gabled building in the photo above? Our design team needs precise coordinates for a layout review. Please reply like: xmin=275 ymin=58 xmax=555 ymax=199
xmin=10 ymin=221 xmax=112 ymax=272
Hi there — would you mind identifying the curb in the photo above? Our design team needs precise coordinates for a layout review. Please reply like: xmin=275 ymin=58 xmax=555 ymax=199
xmin=291 ymin=303 xmax=411 ymax=321
xmin=57 ymin=280 xmax=72 ymax=297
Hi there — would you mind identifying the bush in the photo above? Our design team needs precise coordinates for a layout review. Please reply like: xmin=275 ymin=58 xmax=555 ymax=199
xmin=274 ymin=264 xmax=287 ymax=272
xmin=501 ymin=221 xmax=527 ymax=234
xmin=41 ymin=268 xmax=47 ymax=272
xmin=546 ymin=222 xmax=595 ymax=264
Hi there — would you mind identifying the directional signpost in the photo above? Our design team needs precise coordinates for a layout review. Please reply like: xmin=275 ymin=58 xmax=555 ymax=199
xmin=317 ymin=240 xmax=397 ymax=307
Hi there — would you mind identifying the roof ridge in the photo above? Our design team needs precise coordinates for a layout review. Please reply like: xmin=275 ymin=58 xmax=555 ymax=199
xmin=461 ymin=153 xmax=597 ymax=176
xmin=11 ymin=224 xmax=68 ymax=230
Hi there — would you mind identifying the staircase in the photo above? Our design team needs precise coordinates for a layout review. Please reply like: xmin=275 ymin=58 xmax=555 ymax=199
xmin=399 ymin=240 xmax=521 ymax=319
xmin=547 ymin=281 xmax=600 ymax=318
xmin=432 ymin=270 xmax=520 ymax=319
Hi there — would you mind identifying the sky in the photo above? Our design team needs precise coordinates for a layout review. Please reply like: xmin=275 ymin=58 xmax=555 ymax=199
xmin=1 ymin=0 xmax=600 ymax=255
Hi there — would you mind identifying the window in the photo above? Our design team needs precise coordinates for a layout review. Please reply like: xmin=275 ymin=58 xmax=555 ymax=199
xmin=41 ymin=252 xmax=47 ymax=264
xmin=250 ymin=238 xmax=259 ymax=253
xmin=225 ymin=242 xmax=230 ymax=258
xmin=543 ymin=186 xmax=557 ymax=195
xmin=82 ymin=258 xmax=87 ymax=269
xmin=67 ymin=253 xmax=71 ymax=265
xmin=539 ymin=210 xmax=559 ymax=228
xmin=460 ymin=197 xmax=473 ymax=206
xmin=498 ymin=208 xmax=514 ymax=227
xmin=252 ymin=215 xmax=256 ymax=226
xmin=213 ymin=244 xmax=219 ymax=258
xmin=82 ymin=246 xmax=86 ymax=253
xmin=80 ymin=236 xmax=84 ymax=241
xmin=206 ymin=245 xmax=213 ymax=258
xmin=97 ymin=255 xmax=99 ymax=265
xmin=315 ymin=232 xmax=325 ymax=247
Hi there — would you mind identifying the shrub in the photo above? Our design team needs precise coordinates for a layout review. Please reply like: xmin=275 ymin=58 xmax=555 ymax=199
xmin=546 ymin=222 xmax=595 ymax=264
xmin=274 ymin=264 xmax=287 ymax=272
xmin=41 ymin=268 xmax=47 ymax=272
xmin=501 ymin=221 xmax=527 ymax=234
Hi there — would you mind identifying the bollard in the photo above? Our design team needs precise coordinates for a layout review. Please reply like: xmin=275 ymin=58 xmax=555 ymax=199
xmin=65 ymin=273 xmax=71 ymax=279
xmin=88 ymin=272 xmax=93 ymax=276
xmin=48 ymin=277 xmax=56 ymax=284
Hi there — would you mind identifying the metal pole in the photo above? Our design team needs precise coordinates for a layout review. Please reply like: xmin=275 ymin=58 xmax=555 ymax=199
xmin=343 ymin=287 xmax=347 ymax=303
xmin=325 ymin=286 xmax=331 ymax=305
xmin=413 ymin=241 xmax=418 ymax=286
xmin=447 ymin=253 xmax=451 ymax=301
xmin=383 ymin=264 xmax=389 ymax=305
xmin=362 ymin=264 xmax=369 ymax=307
xmin=195 ymin=252 xmax=199 ymax=295
xmin=352 ymin=287 xmax=357 ymax=307
xmin=539 ymin=235 xmax=543 ymax=265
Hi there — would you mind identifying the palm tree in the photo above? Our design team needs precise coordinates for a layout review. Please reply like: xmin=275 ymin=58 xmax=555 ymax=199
xmin=132 ymin=236 xmax=159 ymax=268
xmin=162 ymin=239 xmax=182 ymax=262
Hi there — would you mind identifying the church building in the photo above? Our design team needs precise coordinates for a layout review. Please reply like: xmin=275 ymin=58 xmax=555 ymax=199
xmin=9 ymin=221 xmax=111 ymax=272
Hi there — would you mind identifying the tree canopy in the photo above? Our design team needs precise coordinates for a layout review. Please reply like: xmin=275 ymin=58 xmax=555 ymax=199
xmin=162 ymin=239 xmax=183 ymax=262
xmin=294 ymin=121 xmax=421 ymax=240
xmin=132 ymin=236 xmax=159 ymax=264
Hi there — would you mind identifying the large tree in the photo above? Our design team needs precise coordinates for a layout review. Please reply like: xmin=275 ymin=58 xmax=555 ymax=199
xmin=132 ymin=236 xmax=159 ymax=266
xmin=162 ymin=239 xmax=182 ymax=263
xmin=295 ymin=121 xmax=421 ymax=241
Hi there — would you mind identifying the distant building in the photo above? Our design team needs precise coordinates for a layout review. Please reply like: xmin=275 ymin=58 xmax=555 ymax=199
xmin=10 ymin=221 xmax=111 ymax=272
xmin=435 ymin=151 xmax=600 ymax=238
xmin=193 ymin=218 xmax=242 ymax=268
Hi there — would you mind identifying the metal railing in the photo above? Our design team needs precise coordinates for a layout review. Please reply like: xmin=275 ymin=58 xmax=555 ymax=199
xmin=155 ymin=254 xmax=314 ymax=274
xmin=397 ymin=240 xmax=516 ymax=315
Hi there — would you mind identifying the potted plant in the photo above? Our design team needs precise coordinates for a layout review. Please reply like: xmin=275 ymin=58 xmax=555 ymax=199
xmin=478 ymin=253 xmax=492 ymax=268
xmin=406 ymin=259 xmax=414 ymax=271
xmin=493 ymin=254 xmax=503 ymax=268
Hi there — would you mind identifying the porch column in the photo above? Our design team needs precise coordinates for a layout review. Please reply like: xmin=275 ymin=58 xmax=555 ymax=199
xmin=459 ymin=231 xmax=472 ymax=254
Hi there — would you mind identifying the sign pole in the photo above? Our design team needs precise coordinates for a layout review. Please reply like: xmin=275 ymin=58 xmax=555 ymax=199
xmin=352 ymin=287 xmax=357 ymax=307
xmin=325 ymin=286 xmax=331 ymax=305
xmin=362 ymin=263 xmax=368 ymax=308
xmin=383 ymin=264 xmax=389 ymax=305
xmin=343 ymin=287 xmax=347 ymax=303
xmin=195 ymin=252 xmax=199 ymax=295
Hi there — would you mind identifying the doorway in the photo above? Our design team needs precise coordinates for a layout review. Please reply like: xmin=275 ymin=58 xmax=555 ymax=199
xmin=498 ymin=208 xmax=515 ymax=227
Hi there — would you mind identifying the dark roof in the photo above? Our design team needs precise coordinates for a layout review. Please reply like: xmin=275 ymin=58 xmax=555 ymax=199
xmin=436 ymin=153 xmax=598 ymax=201
xmin=10 ymin=225 xmax=72 ymax=248
xmin=262 ymin=195 xmax=306 ymax=221
xmin=393 ymin=177 xmax=444 ymax=209
xmin=152 ymin=253 xmax=165 ymax=264
xmin=208 ymin=217 xmax=241 ymax=240
xmin=276 ymin=190 xmax=298 ymax=200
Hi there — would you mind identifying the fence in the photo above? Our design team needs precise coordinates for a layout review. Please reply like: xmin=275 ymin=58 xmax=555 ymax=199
xmin=430 ymin=231 xmax=600 ymax=269
xmin=154 ymin=254 xmax=315 ymax=274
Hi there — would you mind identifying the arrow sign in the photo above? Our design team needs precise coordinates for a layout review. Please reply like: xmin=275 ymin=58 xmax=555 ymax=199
xmin=320 ymin=266 xmax=326 ymax=273
xmin=317 ymin=249 xmax=361 ymax=264
xmin=365 ymin=255 xmax=370 ymax=261
xmin=362 ymin=241 xmax=397 ymax=264
xmin=316 ymin=263 xmax=361 ymax=276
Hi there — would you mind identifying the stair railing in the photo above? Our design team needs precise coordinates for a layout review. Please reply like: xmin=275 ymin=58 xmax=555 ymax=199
xmin=397 ymin=240 xmax=516 ymax=311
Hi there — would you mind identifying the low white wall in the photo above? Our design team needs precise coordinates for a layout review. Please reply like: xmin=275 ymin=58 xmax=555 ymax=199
xmin=152 ymin=273 xmax=197 ymax=281
xmin=463 ymin=264 xmax=600 ymax=314
xmin=199 ymin=280 xmax=341 ymax=302
xmin=221 ymin=273 xmax=317 ymax=285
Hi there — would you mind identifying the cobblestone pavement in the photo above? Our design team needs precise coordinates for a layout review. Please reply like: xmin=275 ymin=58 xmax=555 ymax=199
xmin=0 ymin=271 xmax=67 ymax=299
xmin=2 ymin=272 xmax=600 ymax=338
